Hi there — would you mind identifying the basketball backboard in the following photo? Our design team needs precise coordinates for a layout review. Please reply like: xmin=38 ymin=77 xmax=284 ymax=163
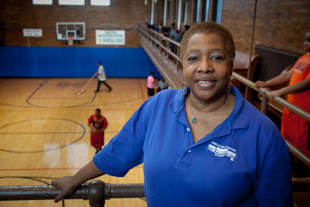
xmin=56 ymin=22 xmax=86 ymax=40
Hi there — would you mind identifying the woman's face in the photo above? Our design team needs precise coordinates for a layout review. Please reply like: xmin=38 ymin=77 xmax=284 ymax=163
xmin=183 ymin=33 xmax=233 ymax=102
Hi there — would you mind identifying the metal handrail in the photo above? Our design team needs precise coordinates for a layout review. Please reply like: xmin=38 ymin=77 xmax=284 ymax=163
xmin=138 ymin=24 xmax=182 ymax=68
xmin=0 ymin=180 xmax=144 ymax=207
xmin=0 ymin=178 xmax=309 ymax=205
xmin=231 ymin=73 xmax=310 ymax=121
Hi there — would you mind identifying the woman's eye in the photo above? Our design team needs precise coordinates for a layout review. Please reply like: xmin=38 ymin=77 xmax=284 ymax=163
xmin=187 ymin=56 xmax=198 ymax=61
xmin=211 ymin=55 xmax=224 ymax=61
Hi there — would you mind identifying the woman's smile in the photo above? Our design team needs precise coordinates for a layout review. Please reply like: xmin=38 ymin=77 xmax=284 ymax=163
xmin=196 ymin=78 xmax=216 ymax=88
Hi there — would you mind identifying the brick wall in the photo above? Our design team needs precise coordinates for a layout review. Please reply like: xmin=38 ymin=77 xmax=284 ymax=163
xmin=221 ymin=0 xmax=310 ymax=54
xmin=1 ymin=0 xmax=309 ymax=53
xmin=0 ymin=0 xmax=145 ymax=47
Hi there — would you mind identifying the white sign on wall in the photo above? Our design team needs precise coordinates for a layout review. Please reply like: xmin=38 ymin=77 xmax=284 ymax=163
xmin=23 ymin=29 xmax=42 ymax=37
xmin=96 ymin=30 xmax=125 ymax=45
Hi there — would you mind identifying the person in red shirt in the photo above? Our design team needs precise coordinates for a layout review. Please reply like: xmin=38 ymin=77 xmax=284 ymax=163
xmin=255 ymin=31 xmax=310 ymax=156
xmin=88 ymin=108 xmax=108 ymax=154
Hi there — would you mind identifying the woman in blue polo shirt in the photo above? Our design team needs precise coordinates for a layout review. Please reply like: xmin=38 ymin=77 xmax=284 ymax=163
xmin=52 ymin=22 xmax=293 ymax=206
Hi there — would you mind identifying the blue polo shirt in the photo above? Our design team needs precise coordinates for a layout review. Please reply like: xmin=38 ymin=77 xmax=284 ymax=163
xmin=93 ymin=86 xmax=293 ymax=207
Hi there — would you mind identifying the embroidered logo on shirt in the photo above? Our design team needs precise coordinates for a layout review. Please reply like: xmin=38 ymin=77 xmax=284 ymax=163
xmin=207 ymin=141 xmax=237 ymax=161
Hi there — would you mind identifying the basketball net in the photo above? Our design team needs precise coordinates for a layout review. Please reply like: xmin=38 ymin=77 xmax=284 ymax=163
xmin=68 ymin=36 xmax=74 ymax=46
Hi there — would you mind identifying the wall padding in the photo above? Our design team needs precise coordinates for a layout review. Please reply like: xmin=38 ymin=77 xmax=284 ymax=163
xmin=0 ymin=46 xmax=160 ymax=78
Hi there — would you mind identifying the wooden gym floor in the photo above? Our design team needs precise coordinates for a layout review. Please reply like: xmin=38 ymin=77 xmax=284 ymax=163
xmin=0 ymin=78 xmax=148 ymax=207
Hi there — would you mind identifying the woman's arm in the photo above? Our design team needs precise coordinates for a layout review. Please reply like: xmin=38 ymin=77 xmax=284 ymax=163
xmin=51 ymin=161 xmax=105 ymax=202
xmin=255 ymin=124 xmax=293 ymax=206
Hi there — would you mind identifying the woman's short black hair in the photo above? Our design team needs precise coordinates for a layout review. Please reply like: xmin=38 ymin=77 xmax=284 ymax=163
xmin=180 ymin=21 xmax=235 ymax=64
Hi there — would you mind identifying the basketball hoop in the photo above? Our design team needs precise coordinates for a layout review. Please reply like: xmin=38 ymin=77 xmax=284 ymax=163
xmin=68 ymin=36 xmax=74 ymax=46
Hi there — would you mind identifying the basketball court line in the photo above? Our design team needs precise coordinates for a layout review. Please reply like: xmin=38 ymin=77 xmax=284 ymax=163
xmin=0 ymin=96 xmax=142 ymax=109
xmin=99 ymin=90 xmax=112 ymax=105
xmin=0 ymin=78 xmax=146 ymax=109
xmin=0 ymin=79 xmax=8 ymax=86
xmin=138 ymin=79 xmax=146 ymax=102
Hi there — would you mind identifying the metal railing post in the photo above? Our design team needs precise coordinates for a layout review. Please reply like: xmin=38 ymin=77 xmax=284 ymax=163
xmin=260 ymin=94 xmax=268 ymax=115
xmin=88 ymin=180 xmax=105 ymax=207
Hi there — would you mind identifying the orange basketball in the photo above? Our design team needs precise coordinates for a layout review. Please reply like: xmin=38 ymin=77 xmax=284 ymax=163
xmin=91 ymin=127 xmax=98 ymax=136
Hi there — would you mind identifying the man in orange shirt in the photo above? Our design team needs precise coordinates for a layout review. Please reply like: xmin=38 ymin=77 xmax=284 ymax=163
xmin=255 ymin=31 xmax=310 ymax=156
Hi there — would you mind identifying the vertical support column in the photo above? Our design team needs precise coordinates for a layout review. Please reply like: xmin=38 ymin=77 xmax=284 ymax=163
xmin=163 ymin=0 xmax=167 ymax=27
xmin=245 ymin=0 xmax=258 ymax=100
xmin=198 ymin=0 xmax=203 ymax=22
xmin=177 ymin=0 xmax=182 ymax=31
xmin=151 ymin=0 xmax=155 ymax=25
xmin=183 ymin=1 xmax=187 ymax=25
xmin=145 ymin=0 xmax=148 ymax=22
xmin=205 ymin=0 xmax=210 ymax=21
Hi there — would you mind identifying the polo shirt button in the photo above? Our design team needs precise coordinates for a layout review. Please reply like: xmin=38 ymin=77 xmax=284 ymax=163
xmin=187 ymin=149 xmax=191 ymax=153
xmin=187 ymin=127 xmax=190 ymax=131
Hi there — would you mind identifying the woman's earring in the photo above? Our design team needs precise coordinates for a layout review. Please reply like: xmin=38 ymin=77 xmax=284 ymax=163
xmin=227 ymin=82 xmax=232 ymax=93
xmin=182 ymin=82 xmax=188 ymax=95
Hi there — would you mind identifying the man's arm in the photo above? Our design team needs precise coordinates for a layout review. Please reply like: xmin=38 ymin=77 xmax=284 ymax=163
xmin=98 ymin=126 xmax=107 ymax=133
xmin=254 ymin=71 xmax=292 ymax=88
xmin=267 ymin=78 xmax=310 ymax=99
xmin=52 ymin=161 xmax=105 ymax=202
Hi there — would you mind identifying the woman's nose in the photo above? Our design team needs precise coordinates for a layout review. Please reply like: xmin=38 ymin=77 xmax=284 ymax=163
xmin=198 ymin=58 xmax=213 ymax=73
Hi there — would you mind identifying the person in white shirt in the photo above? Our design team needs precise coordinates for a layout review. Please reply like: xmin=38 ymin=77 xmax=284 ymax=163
xmin=94 ymin=62 xmax=112 ymax=92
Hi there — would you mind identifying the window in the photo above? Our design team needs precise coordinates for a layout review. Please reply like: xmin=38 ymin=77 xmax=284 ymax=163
xmin=194 ymin=0 xmax=200 ymax=23
xmin=91 ymin=0 xmax=110 ymax=6
xmin=211 ymin=0 xmax=222 ymax=23
xmin=33 ymin=0 xmax=52 ymax=5
xmin=202 ymin=0 xmax=210 ymax=21
xmin=59 ymin=0 xmax=85 ymax=5
xmin=215 ymin=0 xmax=222 ymax=23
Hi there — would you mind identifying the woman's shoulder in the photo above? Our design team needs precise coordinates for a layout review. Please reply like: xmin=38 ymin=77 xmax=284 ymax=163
xmin=152 ymin=89 xmax=182 ymax=100
xmin=156 ymin=88 xmax=180 ymax=95
xmin=232 ymin=90 xmax=278 ymax=131
xmin=241 ymin=98 xmax=275 ymax=126
xmin=144 ymin=89 xmax=183 ymax=109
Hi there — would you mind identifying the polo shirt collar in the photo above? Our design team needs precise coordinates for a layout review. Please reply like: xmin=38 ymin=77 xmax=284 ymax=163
xmin=169 ymin=86 xmax=250 ymax=130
